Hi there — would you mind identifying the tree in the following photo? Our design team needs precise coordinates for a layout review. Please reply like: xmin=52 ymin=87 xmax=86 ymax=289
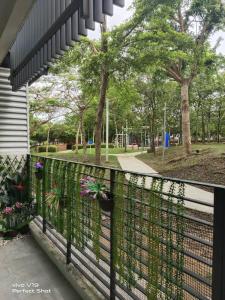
xmin=124 ymin=0 xmax=225 ymax=154
xmin=94 ymin=17 xmax=109 ymax=164
xmin=51 ymin=73 xmax=92 ymax=160
xmin=51 ymin=16 xmax=136 ymax=164
xmin=190 ymin=66 xmax=225 ymax=143
xmin=29 ymin=80 xmax=65 ymax=138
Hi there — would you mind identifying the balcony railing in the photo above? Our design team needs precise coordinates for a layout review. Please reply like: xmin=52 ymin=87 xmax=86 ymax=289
xmin=1 ymin=154 xmax=224 ymax=299
xmin=26 ymin=154 xmax=225 ymax=300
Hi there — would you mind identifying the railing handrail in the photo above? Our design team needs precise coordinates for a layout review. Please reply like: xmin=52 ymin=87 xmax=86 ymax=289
xmin=29 ymin=154 xmax=225 ymax=190
xmin=28 ymin=154 xmax=225 ymax=300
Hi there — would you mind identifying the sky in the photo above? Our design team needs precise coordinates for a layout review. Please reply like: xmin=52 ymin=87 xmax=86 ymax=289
xmin=88 ymin=0 xmax=225 ymax=55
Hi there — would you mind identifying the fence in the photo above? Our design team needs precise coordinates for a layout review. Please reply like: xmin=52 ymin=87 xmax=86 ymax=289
xmin=29 ymin=154 xmax=225 ymax=300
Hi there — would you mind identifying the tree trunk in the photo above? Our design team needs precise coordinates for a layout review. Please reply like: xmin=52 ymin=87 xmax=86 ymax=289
xmin=95 ymin=17 xmax=109 ymax=165
xmin=149 ymin=111 xmax=156 ymax=155
xmin=207 ymin=110 xmax=211 ymax=142
xmin=95 ymin=69 xmax=109 ymax=164
xmin=195 ymin=107 xmax=199 ymax=144
xmin=80 ymin=113 xmax=87 ymax=162
xmin=201 ymin=110 xmax=206 ymax=143
xmin=75 ymin=122 xmax=81 ymax=154
xmin=181 ymin=80 xmax=192 ymax=155
xmin=115 ymin=119 xmax=118 ymax=147
xmin=46 ymin=127 xmax=51 ymax=154
xmin=217 ymin=107 xmax=221 ymax=143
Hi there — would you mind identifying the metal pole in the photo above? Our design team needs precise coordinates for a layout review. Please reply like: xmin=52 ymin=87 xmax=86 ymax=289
xmin=110 ymin=169 xmax=116 ymax=300
xmin=122 ymin=127 xmax=124 ymax=149
xmin=42 ymin=158 xmax=46 ymax=233
xmin=66 ymin=163 xmax=72 ymax=264
xmin=106 ymin=98 xmax=109 ymax=162
xmin=162 ymin=103 xmax=167 ymax=160
xmin=212 ymin=187 xmax=225 ymax=300
xmin=124 ymin=121 xmax=128 ymax=152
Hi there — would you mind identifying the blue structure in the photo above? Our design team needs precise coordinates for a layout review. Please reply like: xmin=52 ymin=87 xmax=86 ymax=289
xmin=164 ymin=132 xmax=170 ymax=148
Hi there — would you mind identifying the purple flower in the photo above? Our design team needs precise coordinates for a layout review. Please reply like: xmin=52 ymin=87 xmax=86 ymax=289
xmin=15 ymin=202 xmax=23 ymax=209
xmin=3 ymin=207 xmax=14 ymax=215
xmin=80 ymin=189 xmax=91 ymax=197
xmin=35 ymin=162 xmax=43 ymax=169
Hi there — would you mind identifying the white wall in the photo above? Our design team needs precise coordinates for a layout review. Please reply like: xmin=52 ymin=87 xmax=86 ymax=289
xmin=0 ymin=67 xmax=29 ymax=154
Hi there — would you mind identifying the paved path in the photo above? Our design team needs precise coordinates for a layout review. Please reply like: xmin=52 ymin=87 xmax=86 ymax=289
xmin=117 ymin=153 xmax=213 ymax=214
xmin=0 ymin=235 xmax=80 ymax=300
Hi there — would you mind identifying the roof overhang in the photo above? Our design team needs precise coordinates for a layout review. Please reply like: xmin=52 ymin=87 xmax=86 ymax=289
xmin=0 ymin=0 xmax=35 ymax=65
xmin=9 ymin=0 xmax=125 ymax=91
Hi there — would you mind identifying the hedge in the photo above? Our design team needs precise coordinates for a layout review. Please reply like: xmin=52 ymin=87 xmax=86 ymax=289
xmin=38 ymin=145 xmax=58 ymax=153
xmin=72 ymin=144 xmax=114 ymax=151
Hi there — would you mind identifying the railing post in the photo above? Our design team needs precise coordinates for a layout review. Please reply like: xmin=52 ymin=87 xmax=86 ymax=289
xmin=212 ymin=187 xmax=225 ymax=300
xmin=110 ymin=169 xmax=116 ymax=300
xmin=42 ymin=158 xmax=47 ymax=234
xmin=26 ymin=154 xmax=31 ymax=203
xmin=66 ymin=163 xmax=72 ymax=264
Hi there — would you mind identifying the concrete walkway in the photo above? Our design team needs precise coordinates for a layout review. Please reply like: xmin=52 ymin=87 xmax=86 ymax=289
xmin=0 ymin=235 xmax=81 ymax=300
xmin=117 ymin=153 xmax=213 ymax=214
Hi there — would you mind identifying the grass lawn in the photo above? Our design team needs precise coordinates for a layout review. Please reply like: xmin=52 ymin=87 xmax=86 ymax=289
xmin=78 ymin=147 xmax=142 ymax=155
xmin=137 ymin=143 xmax=225 ymax=187
xmin=33 ymin=150 xmax=120 ymax=168
xmin=32 ymin=147 xmax=142 ymax=169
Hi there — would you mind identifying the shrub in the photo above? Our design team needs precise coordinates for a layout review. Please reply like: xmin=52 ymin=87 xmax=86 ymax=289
xmin=72 ymin=144 xmax=114 ymax=151
xmin=101 ymin=143 xmax=114 ymax=149
xmin=38 ymin=145 xmax=57 ymax=153
xmin=72 ymin=144 xmax=87 ymax=151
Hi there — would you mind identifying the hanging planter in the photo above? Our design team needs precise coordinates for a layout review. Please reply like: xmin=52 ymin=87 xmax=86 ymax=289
xmin=34 ymin=162 xmax=44 ymax=179
xmin=97 ymin=191 xmax=112 ymax=212
xmin=80 ymin=176 xmax=112 ymax=212
xmin=59 ymin=196 xmax=67 ymax=210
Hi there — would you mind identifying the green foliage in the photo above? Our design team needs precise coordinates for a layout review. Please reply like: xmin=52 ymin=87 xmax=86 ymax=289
xmin=31 ymin=155 xmax=187 ymax=297
xmin=72 ymin=144 xmax=94 ymax=151
xmin=72 ymin=143 xmax=114 ymax=151
xmin=29 ymin=0 xmax=225 ymax=158
xmin=0 ymin=156 xmax=34 ymax=234
xmin=38 ymin=145 xmax=58 ymax=153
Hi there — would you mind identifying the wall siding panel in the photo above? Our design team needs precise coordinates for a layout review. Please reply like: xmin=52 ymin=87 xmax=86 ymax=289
xmin=0 ymin=68 xmax=29 ymax=154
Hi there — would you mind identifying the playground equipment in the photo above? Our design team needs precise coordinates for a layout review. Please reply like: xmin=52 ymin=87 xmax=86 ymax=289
xmin=114 ymin=133 xmax=129 ymax=148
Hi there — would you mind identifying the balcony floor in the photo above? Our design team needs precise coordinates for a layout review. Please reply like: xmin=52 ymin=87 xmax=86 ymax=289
xmin=0 ymin=235 xmax=81 ymax=300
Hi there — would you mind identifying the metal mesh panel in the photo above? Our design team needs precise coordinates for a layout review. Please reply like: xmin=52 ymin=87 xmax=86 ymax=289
xmin=30 ymin=155 xmax=214 ymax=300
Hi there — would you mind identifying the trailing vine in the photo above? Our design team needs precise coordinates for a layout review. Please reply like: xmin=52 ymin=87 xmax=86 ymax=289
xmin=73 ymin=164 xmax=83 ymax=250
xmin=146 ymin=178 xmax=163 ymax=299
xmin=137 ymin=175 xmax=146 ymax=279
xmin=31 ymin=158 xmax=186 ymax=299
xmin=165 ymin=182 xmax=176 ymax=298
xmin=125 ymin=173 xmax=139 ymax=288
xmin=91 ymin=167 xmax=105 ymax=261
xmin=175 ymin=183 xmax=185 ymax=299
xmin=113 ymin=171 xmax=126 ymax=284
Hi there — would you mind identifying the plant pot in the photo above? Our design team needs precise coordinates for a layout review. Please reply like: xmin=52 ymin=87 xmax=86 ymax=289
xmin=98 ymin=196 xmax=113 ymax=212
xmin=18 ymin=224 xmax=30 ymax=234
xmin=59 ymin=197 xmax=67 ymax=209
xmin=35 ymin=171 xmax=43 ymax=180
xmin=3 ymin=230 xmax=18 ymax=239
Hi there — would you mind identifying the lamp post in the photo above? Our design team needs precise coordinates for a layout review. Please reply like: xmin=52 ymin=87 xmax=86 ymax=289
xmin=124 ymin=120 xmax=128 ymax=152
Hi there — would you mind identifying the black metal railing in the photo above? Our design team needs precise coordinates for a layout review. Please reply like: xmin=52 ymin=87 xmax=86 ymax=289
xmin=28 ymin=154 xmax=225 ymax=300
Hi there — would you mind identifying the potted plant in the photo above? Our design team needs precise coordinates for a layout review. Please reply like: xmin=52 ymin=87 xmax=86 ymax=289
xmin=80 ymin=176 xmax=112 ymax=212
xmin=0 ymin=172 xmax=35 ymax=238
xmin=34 ymin=161 xmax=44 ymax=179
